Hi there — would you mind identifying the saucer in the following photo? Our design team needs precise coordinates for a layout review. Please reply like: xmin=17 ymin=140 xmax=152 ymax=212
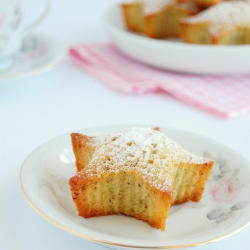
xmin=0 ymin=33 xmax=67 ymax=79
xmin=19 ymin=125 xmax=250 ymax=250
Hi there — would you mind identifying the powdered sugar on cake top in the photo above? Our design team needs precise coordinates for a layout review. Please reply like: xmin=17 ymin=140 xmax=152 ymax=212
xmin=82 ymin=127 xmax=210 ymax=190
xmin=142 ymin=0 xmax=175 ymax=14
xmin=184 ymin=1 xmax=250 ymax=36
xmin=123 ymin=0 xmax=197 ymax=15
xmin=123 ymin=0 xmax=175 ymax=14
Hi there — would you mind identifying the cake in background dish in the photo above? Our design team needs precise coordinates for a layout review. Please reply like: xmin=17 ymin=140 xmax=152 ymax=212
xmin=120 ymin=0 xmax=250 ymax=45
xmin=179 ymin=0 xmax=221 ymax=9
xmin=121 ymin=0 xmax=200 ymax=38
xmin=179 ymin=1 xmax=250 ymax=44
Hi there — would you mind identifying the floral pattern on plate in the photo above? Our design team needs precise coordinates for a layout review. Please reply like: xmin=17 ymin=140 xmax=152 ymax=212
xmin=204 ymin=152 xmax=250 ymax=223
xmin=207 ymin=201 xmax=250 ymax=223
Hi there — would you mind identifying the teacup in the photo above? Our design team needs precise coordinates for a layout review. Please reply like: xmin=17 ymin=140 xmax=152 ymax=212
xmin=0 ymin=0 xmax=50 ymax=70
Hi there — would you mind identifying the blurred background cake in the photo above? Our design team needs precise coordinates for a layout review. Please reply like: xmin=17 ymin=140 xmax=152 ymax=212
xmin=121 ymin=0 xmax=200 ymax=38
xmin=179 ymin=1 xmax=250 ymax=44
xmin=121 ymin=0 xmax=250 ymax=45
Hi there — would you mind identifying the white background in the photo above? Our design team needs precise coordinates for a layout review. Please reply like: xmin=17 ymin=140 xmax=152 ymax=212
xmin=1 ymin=0 xmax=250 ymax=249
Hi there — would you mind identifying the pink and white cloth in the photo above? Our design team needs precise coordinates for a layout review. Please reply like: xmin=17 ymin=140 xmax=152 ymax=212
xmin=69 ymin=43 xmax=250 ymax=118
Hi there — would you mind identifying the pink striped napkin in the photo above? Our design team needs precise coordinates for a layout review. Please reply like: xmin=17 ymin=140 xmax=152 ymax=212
xmin=69 ymin=43 xmax=250 ymax=118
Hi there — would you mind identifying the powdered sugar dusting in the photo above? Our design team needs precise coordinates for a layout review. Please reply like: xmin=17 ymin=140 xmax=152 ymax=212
xmin=142 ymin=0 xmax=175 ymax=14
xmin=123 ymin=0 xmax=175 ymax=14
xmin=81 ymin=127 xmax=210 ymax=190
xmin=184 ymin=1 xmax=250 ymax=36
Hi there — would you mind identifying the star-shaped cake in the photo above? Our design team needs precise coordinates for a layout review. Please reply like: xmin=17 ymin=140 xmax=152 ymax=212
xmin=69 ymin=127 xmax=213 ymax=231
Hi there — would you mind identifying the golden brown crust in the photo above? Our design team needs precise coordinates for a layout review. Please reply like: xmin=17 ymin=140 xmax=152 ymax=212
xmin=179 ymin=20 xmax=210 ymax=44
xmin=179 ymin=0 xmax=221 ymax=9
xmin=144 ymin=5 xmax=199 ymax=38
xmin=121 ymin=2 xmax=145 ymax=33
xmin=71 ymin=133 xmax=95 ymax=172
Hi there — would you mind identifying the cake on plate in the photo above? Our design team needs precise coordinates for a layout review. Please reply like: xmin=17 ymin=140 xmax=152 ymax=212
xmin=69 ymin=127 xmax=214 ymax=231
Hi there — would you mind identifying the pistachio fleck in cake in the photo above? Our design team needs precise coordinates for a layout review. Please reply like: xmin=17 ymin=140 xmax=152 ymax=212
xmin=69 ymin=127 xmax=213 ymax=231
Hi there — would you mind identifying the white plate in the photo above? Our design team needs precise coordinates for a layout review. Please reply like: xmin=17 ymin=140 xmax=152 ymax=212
xmin=19 ymin=125 xmax=250 ymax=250
xmin=103 ymin=4 xmax=250 ymax=76
xmin=0 ymin=33 xmax=67 ymax=79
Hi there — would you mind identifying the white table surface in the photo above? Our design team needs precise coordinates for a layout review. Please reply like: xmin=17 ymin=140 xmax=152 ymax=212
xmin=1 ymin=0 xmax=250 ymax=249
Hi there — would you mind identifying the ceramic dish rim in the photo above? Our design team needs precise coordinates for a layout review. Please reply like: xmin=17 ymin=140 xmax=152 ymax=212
xmin=19 ymin=124 xmax=250 ymax=249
